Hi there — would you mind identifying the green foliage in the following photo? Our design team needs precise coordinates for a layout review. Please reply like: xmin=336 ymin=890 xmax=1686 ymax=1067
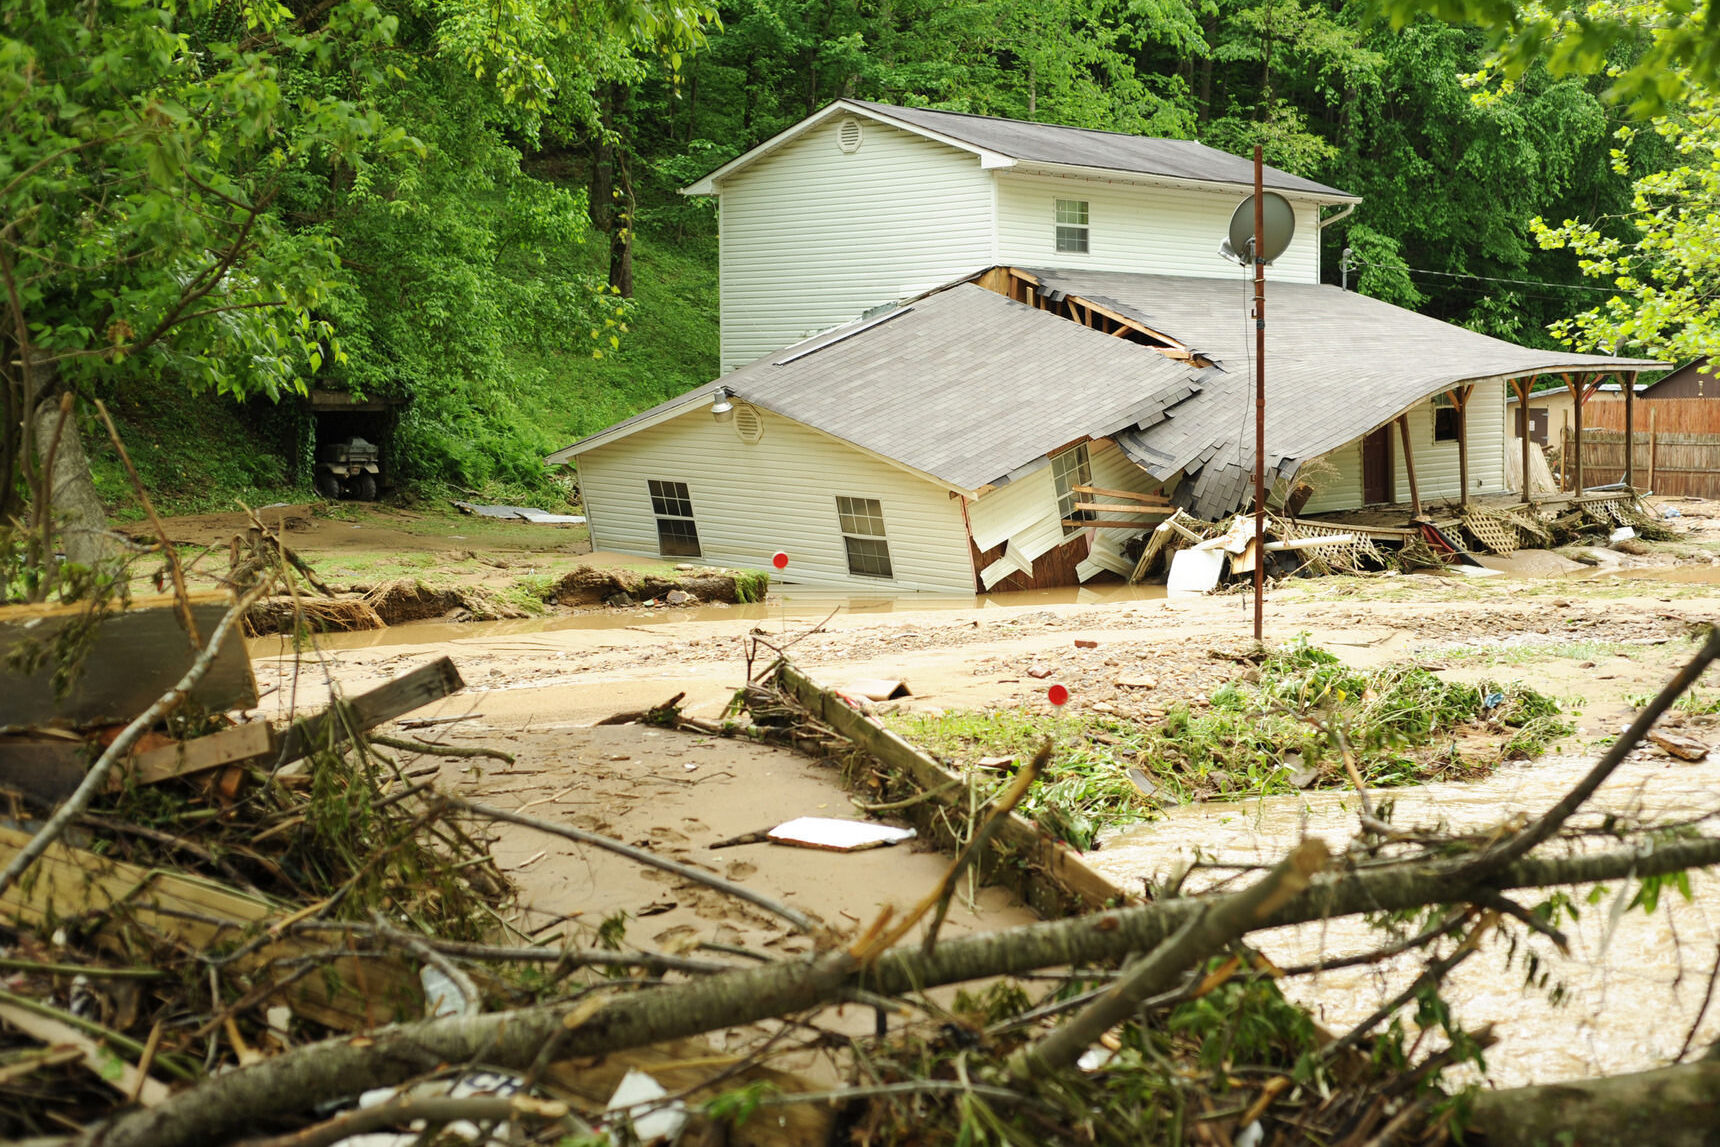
xmin=890 ymin=640 xmax=1571 ymax=834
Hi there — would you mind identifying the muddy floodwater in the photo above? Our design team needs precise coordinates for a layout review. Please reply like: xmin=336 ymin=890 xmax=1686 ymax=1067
xmin=1089 ymin=750 xmax=1720 ymax=1088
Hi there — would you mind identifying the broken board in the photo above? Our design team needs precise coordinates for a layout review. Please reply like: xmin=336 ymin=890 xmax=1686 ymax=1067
xmin=0 ymin=593 xmax=256 ymax=729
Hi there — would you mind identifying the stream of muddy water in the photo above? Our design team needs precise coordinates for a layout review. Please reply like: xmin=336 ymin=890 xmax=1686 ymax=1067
xmin=1089 ymin=749 xmax=1720 ymax=1088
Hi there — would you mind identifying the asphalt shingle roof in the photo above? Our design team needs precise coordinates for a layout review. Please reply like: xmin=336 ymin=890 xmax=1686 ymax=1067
xmin=848 ymin=101 xmax=1356 ymax=200
xmin=1022 ymin=268 xmax=1666 ymax=517
xmin=554 ymin=284 xmax=1211 ymax=492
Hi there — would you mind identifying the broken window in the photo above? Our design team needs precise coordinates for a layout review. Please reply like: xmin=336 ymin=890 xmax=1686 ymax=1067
xmin=1055 ymin=199 xmax=1089 ymax=254
xmin=648 ymin=479 xmax=702 ymax=557
xmin=836 ymin=496 xmax=894 ymax=579
xmin=1051 ymin=443 xmax=1093 ymax=537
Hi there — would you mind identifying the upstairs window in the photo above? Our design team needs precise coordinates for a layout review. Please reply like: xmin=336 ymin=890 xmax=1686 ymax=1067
xmin=648 ymin=479 xmax=702 ymax=557
xmin=836 ymin=496 xmax=894 ymax=579
xmin=1051 ymin=443 xmax=1093 ymax=537
xmin=1055 ymin=199 xmax=1090 ymax=254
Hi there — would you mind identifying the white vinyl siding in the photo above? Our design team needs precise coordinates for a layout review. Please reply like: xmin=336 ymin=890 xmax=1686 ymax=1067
xmin=1299 ymin=384 xmax=1509 ymax=514
xmin=715 ymin=117 xmax=995 ymax=372
xmin=577 ymin=406 xmax=976 ymax=593
xmin=995 ymin=171 xmax=1321 ymax=284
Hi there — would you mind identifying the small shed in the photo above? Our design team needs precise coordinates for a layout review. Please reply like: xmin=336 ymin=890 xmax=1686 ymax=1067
xmin=303 ymin=388 xmax=409 ymax=494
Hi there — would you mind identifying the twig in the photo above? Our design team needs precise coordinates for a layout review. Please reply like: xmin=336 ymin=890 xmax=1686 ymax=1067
xmin=1677 ymin=941 xmax=1720 ymax=1062
xmin=1319 ymin=911 xmax=1500 ymax=1062
xmin=594 ymin=692 xmax=684 ymax=726
xmin=1275 ymin=907 xmax=1473 ymax=977
xmin=443 ymin=795 xmax=817 ymax=932
xmin=851 ymin=777 xmax=965 ymax=813
xmin=1461 ymin=626 xmax=1720 ymax=877
xmin=369 ymin=911 xmax=480 ymax=1017
xmin=368 ymin=734 xmax=514 ymax=764
xmin=1014 ymin=838 xmax=1330 ymax=1078
xmin=232 ymin=1093 xmax=573 ymax=1147
xmin=1476 ymin=890 xmax=1570 ymax=954
xmin=94 ymin=398 xmax=198 ymax=647
xmin=0 ymin=956 xmax=164 ymax=979
xmin=0 ymin=583 xmax=268 ymax=898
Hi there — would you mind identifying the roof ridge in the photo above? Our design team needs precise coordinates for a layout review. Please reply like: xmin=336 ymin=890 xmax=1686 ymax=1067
xmin=849 ymin=98 xmax=1207 ymax=148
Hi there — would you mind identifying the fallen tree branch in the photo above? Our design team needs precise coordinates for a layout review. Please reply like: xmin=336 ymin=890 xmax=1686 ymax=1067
xmin=87 ymin=831 xmax=1720 ymax=1147
xmin=1462 ymin=625 xmax=1720 ymax=877
xmin=442 ymin=795 xmax=818 ymax=933
xmin=1013 ymin=838 xmax=1330 ymax=1078
xmin=232 ymin=1092 xmax=575 ymax=1147
xmin=0 ymin=584 xmax=267 ymax=898
xmin=1468 ymin=1059 xmax=1720 ymax=1147
xmin=367 ymin=733 xmax=515 ymax=764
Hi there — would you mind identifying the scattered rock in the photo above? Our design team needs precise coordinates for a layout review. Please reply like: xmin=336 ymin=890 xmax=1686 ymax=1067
xmin=665 ymin=590 xmax=693 ymax=606
xmin=1115 ymin=676 xmax=1158 ymax=690
xmin=1027 ymin=665 xmax=1054 ymax=680
xmin=1074 ymin=639 xmax=1099 ymax=649
xmin=1648 ymin=729 xmax=1710 ymax=761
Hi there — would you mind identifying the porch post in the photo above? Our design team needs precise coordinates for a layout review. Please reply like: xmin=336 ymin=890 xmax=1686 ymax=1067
xmin=1452 ymin=385 xmax=1473 ymax=508
xmin=1567 ymin=372 xmax=1585 ymax=494
xmin=1517 ymin=377 xmax=1535 ymax=504
xmin=1397 ymin=413 xmax=1422 ymax=518
xmin=1624 ymin=372 xmax=1636 ymax=491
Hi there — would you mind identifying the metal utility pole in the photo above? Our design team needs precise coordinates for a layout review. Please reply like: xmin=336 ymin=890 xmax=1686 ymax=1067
xmin=1252 ymin=145 xmax=1266 ymax=643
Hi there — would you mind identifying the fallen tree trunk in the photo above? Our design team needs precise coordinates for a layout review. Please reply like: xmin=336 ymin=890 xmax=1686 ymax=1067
xmin=86 ymin=832 xmax=1720 ymax=1147
xmin=1469 ymin=1059 xmax=1720 ymax=1147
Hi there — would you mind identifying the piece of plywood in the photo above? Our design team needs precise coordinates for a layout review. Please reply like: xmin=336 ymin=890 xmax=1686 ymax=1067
xmin=0 ymin=824 xmax=420 ymax=1030
xmin=0 ymin=593 xmax=256 ymax=730
xmin=273 ymin=657 xmax=464 ymax=767
xmin=767 ymin=817 xmax=915 ymax=852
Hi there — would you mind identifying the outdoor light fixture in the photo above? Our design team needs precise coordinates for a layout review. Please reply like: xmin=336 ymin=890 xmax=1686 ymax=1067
xmin=711 ymin=386 xmax=734 ymax=421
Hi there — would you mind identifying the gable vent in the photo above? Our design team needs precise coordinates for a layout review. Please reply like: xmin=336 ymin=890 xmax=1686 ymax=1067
xmin=837 ymin=117 xmax=863 ymax=154
xmin=733 ymin=402 xmax=764 ymax=443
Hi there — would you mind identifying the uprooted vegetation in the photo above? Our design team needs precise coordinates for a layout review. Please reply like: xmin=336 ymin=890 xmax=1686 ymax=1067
xmin=889 ymin=641 xmax=1571 ymax=846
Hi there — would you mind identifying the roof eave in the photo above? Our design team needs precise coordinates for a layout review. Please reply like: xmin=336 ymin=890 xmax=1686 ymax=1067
xmin=1004 ymin=160 xmax=1361 ymax=205
xmin=544 ymin=391 xmax=714 ymax=463
xmin=681 ymin=99 xmax=1015 ymax=196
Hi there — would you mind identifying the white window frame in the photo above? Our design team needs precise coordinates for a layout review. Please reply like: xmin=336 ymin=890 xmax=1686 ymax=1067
xmin=836 ymin=496 xmax=894 ymax=579
xmin=1051 ymin=443 xmax=1093 ymax=538
xmin=1055 ymin=198 xmax=1090 ymax=254
xmin=648 ymin=479 xmax=702 ymax=558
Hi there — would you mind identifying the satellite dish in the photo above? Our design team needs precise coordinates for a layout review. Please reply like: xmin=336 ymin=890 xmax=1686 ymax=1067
xmin=1224 ymin=192 xmax=1296 ymax=265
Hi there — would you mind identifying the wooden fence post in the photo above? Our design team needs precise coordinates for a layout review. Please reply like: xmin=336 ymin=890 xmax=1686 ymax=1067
xmin=1648 ymin=406 xmax=1658 ymax=492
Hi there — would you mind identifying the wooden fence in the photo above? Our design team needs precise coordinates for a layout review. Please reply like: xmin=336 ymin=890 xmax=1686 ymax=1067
xmin=1584 ymin=396 xmax=1720 ymax=436
xmin=1568 ymin=426 xmax=1720 ymax=498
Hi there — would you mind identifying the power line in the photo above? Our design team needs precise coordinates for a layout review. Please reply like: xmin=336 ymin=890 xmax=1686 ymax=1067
xmin=1346 ymin=256 xmax=1633 ymax=296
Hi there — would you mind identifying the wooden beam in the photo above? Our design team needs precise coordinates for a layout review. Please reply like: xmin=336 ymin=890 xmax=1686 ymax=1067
xmin=1566 ymin=372 xmax=1586 ymax=492
xmin=1397 ymin=414 xmax=1422 ymax=518
xmin=1063 ymin=519 xmax=1164 ymax=530
xmin=1071 ymin=485 xmax=1170 ymax=505
xmin=117 ymin=721 xmax=275 ymax=789
xmin=1456 ymin=383 xmax=1473 ymax=508
xmin=1070 ymin=503 xmax=1167 ymax=514
xmin=1625 ymin=372 xmax=1636 ymax=491
xmin=1517 ymin=376 xmax=1536 ymax=503
xmin=273 ymin=657 xmax=465 ymax=768
xmin=0 ymin=823 xmax=420 ymax=1030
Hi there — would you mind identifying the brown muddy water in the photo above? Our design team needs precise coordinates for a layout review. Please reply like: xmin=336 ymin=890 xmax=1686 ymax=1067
xmin=1089 ymin=749 xmax=1720 ymax=1088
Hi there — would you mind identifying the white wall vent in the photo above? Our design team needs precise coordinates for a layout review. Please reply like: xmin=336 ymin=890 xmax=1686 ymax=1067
xmin=733 ymin=402 xmax=764 ymax=443
xmin=836 ymin=117 xmax=863 ymax=154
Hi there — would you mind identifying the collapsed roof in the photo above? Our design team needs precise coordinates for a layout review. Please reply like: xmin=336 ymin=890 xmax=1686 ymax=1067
xmin=549 ymin=269 xmax=1665 ymax=519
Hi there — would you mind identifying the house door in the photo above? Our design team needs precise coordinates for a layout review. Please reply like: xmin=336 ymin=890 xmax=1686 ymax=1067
xmin=1362 ymin=427 xmax=1393 ymax=504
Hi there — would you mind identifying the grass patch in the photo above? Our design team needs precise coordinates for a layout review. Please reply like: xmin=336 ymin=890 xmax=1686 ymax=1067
xmin=1438 ymin=639 xmax=1641 ymax=667
xmin=888 ymin=640 xmax=1571 ymax=845
xmin=1624 ymin=689 xmax=1720 ymax=715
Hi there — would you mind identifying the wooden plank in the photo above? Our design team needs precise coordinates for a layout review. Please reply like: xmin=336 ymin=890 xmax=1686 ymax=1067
xmin=776 ymin=663 xmax=1129 ymax=916
xmin=273 ymin=657 xmax=464 ymax=767
xmin=0 ymin=824 xmax=420 ymax=1029
xmin=1070 ymin=502 xmax=1165 ymax=514
xmin=0 ymin=737 xmax=88 ymax=805
xmin=1064 ymin=519 xmax=1164 ymax=530
xmin=1071 ymin=485 xmax=1170 ymax=506
xmin=118 ymin=721 xmax=276 ymax=788
xmin=0 ymin=593 xmax=256 ymax=730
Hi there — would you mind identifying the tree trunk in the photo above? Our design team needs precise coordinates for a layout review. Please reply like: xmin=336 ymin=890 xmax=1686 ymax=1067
xmin=608 ymin=150 xmax=634 ymax=298
xmin=31 ymin=386 xmax=116 ymax=570
xmin=87 ymin=833 xmax=1720 ymax=1147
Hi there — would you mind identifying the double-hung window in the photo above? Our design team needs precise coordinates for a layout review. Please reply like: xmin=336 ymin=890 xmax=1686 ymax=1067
xmin=1055 ymin=199 xmax=1090 ymax=254
xmin=836 ymin=496 xmax=893 ymax=579
xmin=1051 ymin=444 xmax=1093 ymax=537
xmin=648 ymin=479 xmax=701 ymax=557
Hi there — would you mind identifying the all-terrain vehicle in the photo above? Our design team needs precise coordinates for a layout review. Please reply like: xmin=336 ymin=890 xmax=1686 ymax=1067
xmin=314 ymin=437 xmax=381 ymax=500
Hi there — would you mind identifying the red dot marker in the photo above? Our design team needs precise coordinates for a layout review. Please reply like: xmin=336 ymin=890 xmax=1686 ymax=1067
xmin=1047 ymin=684 xmax=1069 ymax=707
xmin=772 ymin=551 xmax=789 ymax=570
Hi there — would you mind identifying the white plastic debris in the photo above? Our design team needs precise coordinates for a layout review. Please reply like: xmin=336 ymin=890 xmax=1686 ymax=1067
xmin=1166 ymin=548 xmax=1225 ymax=595
xmin=767 ymin=817 xmax=917 ymax=852
xmin=1609 ymin=525 xmax=1637 ymax=544
xmin=605 ymin=1068 xmax=688 ymax=1143
xmin=1235 ymin=1120 xmax=1265 ymax=1147
xmin=420 ymin=965 xmax=471 ymax=1019
xmin=340 ymin=1070 xmax=527 ymax=1147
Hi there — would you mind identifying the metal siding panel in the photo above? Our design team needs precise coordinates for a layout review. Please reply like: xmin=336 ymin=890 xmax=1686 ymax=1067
xmin=718 ymin=118 xmax=995 ymax=372
xmin=578 ymin=408 xmax=976 ymax=593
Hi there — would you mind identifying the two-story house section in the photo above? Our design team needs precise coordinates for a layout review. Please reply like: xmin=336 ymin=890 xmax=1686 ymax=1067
xmin=683 ymin=99 xmax=1361 ymax=372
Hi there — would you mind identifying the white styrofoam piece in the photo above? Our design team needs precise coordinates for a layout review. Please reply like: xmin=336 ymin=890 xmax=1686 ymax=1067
xmin=1166 ymin=548 xmax=1225 ymax=595
xmin=606 ymin=1068 xmax=688 ymax=1143
xmin=768 ymin=817 xmax=917 ymax=852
